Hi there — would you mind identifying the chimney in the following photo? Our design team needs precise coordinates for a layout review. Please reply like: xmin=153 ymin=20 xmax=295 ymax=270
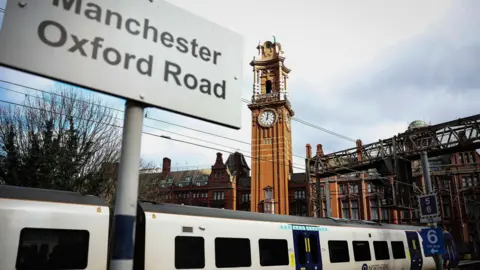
xmin=306 ymin=144 xmax=312 ymax=159
xmin=316 ymin=144 xmax=324 ymax=157
xmin=162 ymin=157 xmax=171 ymax=174
xmin=356 ymin=139 xmax=363 ymax=161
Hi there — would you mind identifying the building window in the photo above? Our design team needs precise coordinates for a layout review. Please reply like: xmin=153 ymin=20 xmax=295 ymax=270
xmin=351 ymin=200 xmax=359 ymax=220
xmin=442 ymin=196 xmax=451 ymax=218
xmin=342 ymin=200 xmax=350 ymax=219
xmin=175 ymin=236 xmax=205 ymax=269
xmin=353 ymin=241 xmax=371 ymax=262
xmin=258 ymin=239 xmax=289 ymax=266
xmin=215 ymin=238 xmax=251 ymax=268
xmin=373 ymin=241 xmax=390 ymax=260
xmin=442 ymin=178 xmax=450 ymax=189
xmin=461 ymin=177 xmax=467 ymax=188
xmin=349 ymin=184 xmax=359 ymax=194
xmin=367 ymin=183 xmax=372 ymax=193
xmin=263 ymin=138 xmax=273 ymax=144
xmin=391 ymin=241 xmax=406 ymax=259
xmin=265 ymin=80 xmax=272 ymax=94
xmin=294 ymin=190 xmax=305 ymax=199
xmin=213 ymin=192 xmax=225 ymax=200
xmin=16 ymin=228 xmax=89 ymax=270
xmin=241 ymin=193 xmax=251 ymax=202
xmin=467 ymin=177 xmax=473 ymax=187
xmin=265 ymin=188 xmax=273 ymax=200
xmin=381 ymin=208 xmax=389 ymax=222
xmin=339 ymin=184 xmax=346 ymax=194
xmin=323 ymin=201 xmax=327 ymax=217
xmin=328 ymin=240 xmax=350 ymax=263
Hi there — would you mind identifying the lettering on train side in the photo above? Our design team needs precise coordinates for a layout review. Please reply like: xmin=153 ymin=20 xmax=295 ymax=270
xmin=279 ymin=224 xmax=328 ymax=232
xmin=361 ymin=263 xmax=389 ymax=270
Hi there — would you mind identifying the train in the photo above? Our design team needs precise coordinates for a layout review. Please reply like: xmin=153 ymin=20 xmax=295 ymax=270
xmin=0 ymin=185 xmax=460 ymax=270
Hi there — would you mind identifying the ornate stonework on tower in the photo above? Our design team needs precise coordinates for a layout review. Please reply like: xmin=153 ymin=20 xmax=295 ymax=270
xmin=248 ymin=38 xmax=294 ymax=215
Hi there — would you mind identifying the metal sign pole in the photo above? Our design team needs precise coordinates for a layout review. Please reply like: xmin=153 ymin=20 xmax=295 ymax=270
xmin=420 ymin=151 xmax=443 ymax=270
xmin=110 ymin=100 xmax=145 ymax=270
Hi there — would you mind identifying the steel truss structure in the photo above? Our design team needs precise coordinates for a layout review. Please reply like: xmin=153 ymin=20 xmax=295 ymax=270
xmin=309 ymin=114 xmax=480 ymax=178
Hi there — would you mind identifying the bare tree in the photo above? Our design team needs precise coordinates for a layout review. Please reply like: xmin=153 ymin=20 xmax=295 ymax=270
xmin=100 ymin=159 xmax=167 ymax=206
xmin=0 ymin=83 xmax=121 ymax=194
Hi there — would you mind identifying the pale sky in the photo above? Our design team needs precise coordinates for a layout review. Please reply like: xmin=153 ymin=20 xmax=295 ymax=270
xmin=0 ymin=0 xmax=478 ymax=172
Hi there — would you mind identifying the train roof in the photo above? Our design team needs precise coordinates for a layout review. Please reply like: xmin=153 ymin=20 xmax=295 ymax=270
xmin=0 ymin=185 xmax=108 ymax=206
xmin=140 ymin=202 xmax=427 ymax=231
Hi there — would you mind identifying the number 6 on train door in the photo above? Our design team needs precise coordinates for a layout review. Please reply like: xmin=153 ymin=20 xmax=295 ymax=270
xmin=292 ymin=226 xmax=323 ymax=270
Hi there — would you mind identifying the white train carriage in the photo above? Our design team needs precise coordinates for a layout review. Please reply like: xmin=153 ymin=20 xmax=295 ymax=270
xmin=0 ymin=185 xmax=457 ymax=270
xmin=141 ymin=202 xmax=437 ymax=270
xmin=0 ymin=185 xmax=110 ymax=270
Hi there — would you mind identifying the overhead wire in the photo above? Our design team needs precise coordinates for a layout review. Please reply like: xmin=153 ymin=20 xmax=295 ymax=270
xmin=0 ymin=98 xmax=306 ymax=171
xmin=241 ymin=97 xmax=356 ymax=142
xmin=0 ymin=85 xmax=306 ymax=166
xmin=0 ymin=83 xmax=457 ymax=185
xmin=0 ymin=79 xmax=358 ymax=156
xmin=0 ymin=80 xmax=310 ymax=160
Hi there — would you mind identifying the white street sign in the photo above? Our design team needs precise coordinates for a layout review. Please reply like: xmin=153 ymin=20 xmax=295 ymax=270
xmin=0 ymin=0 xmax=244 ymax=129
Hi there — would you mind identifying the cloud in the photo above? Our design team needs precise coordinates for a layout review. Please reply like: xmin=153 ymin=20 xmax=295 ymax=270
xmin=0 ymin=0 xmax=478 ymax=175
xmin=293 ymin=0 xmax=480 ymax=155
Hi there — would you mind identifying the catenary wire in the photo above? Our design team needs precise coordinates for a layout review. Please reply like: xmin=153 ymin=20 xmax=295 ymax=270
xmin=0 ymin=85 xmax=306 ymax=166
xmin=1 ymin=98 xmax=477 ymax=206
xmin=0 ymin=80 xmax=310 ymax=159
xmin=0 ymin=78 xmax=356 ymax=155
xmin=0 ymin=99 xmax=306 ymax=171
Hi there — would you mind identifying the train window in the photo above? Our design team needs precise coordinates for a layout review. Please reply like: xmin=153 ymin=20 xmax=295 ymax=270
xmin=352 ymin=241 xmax=371 ymax=262
xmin=373 ymin=241 xmax=390 ymax=260
xmin=309 ymin=235 xmax=320 ymax=264
xmin=175 ymin=236 xmax=205 ymax=269
xmin=328 ymin=240 xmax=350 ymax=263
xmin=295 ymin=234 xmax=306 ymax=264
xmin=215 ymin=237 xmax=251 ymax=268
xmin=258 ymin=239 xmax=289 ymax=266
xmin=391 ymin=241 xmax=406 ymax=259
xmin=15 ymin=228 xmax=89 ymax=270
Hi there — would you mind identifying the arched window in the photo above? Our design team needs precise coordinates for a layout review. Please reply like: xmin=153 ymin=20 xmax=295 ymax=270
xmin=266 ymin=80 xmax=272 ymax=94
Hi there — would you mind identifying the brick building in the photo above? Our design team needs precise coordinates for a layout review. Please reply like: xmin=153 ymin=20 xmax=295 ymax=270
xmin=100 ymin=40 xmax=479 ymax=258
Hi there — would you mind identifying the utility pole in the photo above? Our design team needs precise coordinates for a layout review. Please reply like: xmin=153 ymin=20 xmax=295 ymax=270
xmin=420 ymin=151 xmax=443 ymax=270
xmin=305 ymin=157 xmax=311 ymax=216
xmin=315 ymin=160 xmax=322 ymax=217
xmin=325 ymin=177 xmax=332 ymax=217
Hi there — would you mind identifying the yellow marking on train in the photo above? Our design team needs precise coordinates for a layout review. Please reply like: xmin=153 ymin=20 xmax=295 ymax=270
xmin=97 ymin=207 xmax=102 ymax=213
xmin=289 ymin=252 xmax=295 ymax=267
xmin=306 ymin=238 xmax=311 ymax=252
xmin=152 ymin=214 xmax=156 ymax=219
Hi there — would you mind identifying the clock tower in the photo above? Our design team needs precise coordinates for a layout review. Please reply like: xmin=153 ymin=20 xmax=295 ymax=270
xmin=248 ymin=38 xmax=294 ymax=215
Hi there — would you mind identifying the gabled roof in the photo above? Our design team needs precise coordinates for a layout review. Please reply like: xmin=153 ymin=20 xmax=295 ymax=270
xmin=225 ymin=152 xmax=250 ymax=176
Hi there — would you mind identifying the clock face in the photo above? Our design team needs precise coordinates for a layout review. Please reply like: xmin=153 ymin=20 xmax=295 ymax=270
xmin=258 ymin=110 xmax=276 ymax=127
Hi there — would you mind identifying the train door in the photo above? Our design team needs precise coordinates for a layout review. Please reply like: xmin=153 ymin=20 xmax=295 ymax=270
xmin=292 ymin=228 xmax=322 ymax=270
xmin=405 ymin=231 xmax=423 ymax=270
